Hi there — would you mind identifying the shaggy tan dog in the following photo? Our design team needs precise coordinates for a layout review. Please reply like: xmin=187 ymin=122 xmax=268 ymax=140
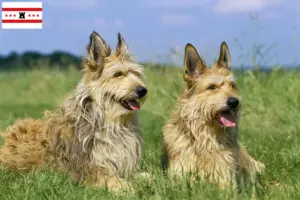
xmin=162 ymin=42 xmax=265 ymax=189
xmin=0 ymin=31 xmax=148 ymax=192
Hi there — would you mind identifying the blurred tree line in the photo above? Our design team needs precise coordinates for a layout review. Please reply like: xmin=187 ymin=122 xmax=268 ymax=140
xmin=0 ymin=51 xmax=297 ymax=72
xmin=0 ymin=51 xmax=82 ymax=70
xmin=0 ymin=51 xmax=175 ymax=71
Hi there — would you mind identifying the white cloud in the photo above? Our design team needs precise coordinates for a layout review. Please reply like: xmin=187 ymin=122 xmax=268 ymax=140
xmin=145 ymin=0 xmax=285 ymax=15
xmin=161 ymin=14 xmax=193 ymax=26
xmin=215 ymin=0 xmax=283 ymax=13
xmin=146 ymin=0 xmax=211 ymax=8
xmin=46 ymin=0 xmax=100 ymax=10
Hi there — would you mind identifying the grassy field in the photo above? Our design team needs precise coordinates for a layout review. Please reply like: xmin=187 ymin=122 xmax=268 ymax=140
xmin=0 ymin=66 xmax=300 ymax=200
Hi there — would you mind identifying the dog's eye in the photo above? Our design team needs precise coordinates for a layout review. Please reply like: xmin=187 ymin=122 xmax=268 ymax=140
xmin=114 ymin=71 xmax=123 ymax=78
xmin=230 ymin=83 xmax=237 ymax=89
xmin=207 ymin=85 xmax=217 ymax=90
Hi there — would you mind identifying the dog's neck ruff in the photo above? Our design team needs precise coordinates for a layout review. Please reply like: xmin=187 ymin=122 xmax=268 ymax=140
xmin=49 ymin=82 xmax=143 ymax=179
xmin=174 ymin=104 xmax=239 ymax=151
xmin=191 ymin=118 xmax=236 ymax=143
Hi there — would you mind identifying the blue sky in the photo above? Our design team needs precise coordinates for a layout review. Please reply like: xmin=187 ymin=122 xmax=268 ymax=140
xmin=0 ymin=0 xmax=299 ymax=67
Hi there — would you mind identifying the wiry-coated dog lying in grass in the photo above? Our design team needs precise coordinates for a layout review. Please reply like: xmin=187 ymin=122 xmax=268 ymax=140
xmin=0 ymin=31 xmax=148 ymax=192
xmin=162 ymin=42 xmax=265 ymax=189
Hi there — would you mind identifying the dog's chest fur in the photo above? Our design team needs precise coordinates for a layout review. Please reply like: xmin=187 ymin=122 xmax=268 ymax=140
xmin=92 ymin=123 xmax=143 ymax=178
xmin=48 ymin=91 xmax=144 ymax=181
xmin=164 ymin=118 xmax=240 ymax=187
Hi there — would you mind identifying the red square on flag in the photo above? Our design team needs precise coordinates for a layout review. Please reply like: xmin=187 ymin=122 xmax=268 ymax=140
xmin=2 ymin=2 xmax=43 ymax=29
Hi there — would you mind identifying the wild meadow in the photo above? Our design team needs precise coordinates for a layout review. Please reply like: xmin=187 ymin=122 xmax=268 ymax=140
xmin=0 ymin=65 xmax=299 ymax=200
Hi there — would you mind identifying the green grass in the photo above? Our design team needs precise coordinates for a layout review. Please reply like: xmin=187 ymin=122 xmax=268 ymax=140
xmin=0 ymin=66 xmax=300 ymax=199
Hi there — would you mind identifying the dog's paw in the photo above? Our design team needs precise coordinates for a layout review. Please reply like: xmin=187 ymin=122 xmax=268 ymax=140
xmin=134 ymin=172 xmax=153 ymax=181
xmin=254 ymin=160 xmax=265 ymax=174
xmin=108 ymin=179 xmax=135 ymax=195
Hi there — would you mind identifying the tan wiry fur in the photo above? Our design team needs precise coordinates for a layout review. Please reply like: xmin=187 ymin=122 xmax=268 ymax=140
xmin=0 ymin=31 xmax=148 ymax=192
xmin=162 ymin=42 xmax=265 ymax=190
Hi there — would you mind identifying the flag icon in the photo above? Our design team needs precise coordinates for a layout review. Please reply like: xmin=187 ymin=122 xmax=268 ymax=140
xmin=2 ymin=2 xmax=42 ymax=29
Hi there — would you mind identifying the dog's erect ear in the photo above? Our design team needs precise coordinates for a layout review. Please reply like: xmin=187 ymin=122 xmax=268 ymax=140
xmin=184 ymin=43 xmax=206 ymax=85
xmin=116 ymin=32 xmax=131 ymax=59
xmin=86 ymin=31 xmax=111 ymax=71
xmin=216 ymin=41 xmax=231 ymax=69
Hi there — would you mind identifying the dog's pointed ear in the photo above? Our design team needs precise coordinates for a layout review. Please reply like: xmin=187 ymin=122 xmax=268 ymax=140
xmin=116 ymin=32 xmax=131 ymax=59
xmin=184 ymin=43 xmax=206 ymax=86
xmin=86 ymin=31 xmax=111 ymax=71
xmin=216 ymin=41 xmax=231 ymax=69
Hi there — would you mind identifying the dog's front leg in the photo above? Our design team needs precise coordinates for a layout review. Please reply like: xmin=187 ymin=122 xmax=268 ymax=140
xmin=239 ymin=145 xmax=265 ymax=173
xmin=238 ymin=144 xmax=265 ymax=184
xmin=84 ymin=167 xmax=134 ymax=194
xmin=101 ymin=175 xmax=133 ymax=193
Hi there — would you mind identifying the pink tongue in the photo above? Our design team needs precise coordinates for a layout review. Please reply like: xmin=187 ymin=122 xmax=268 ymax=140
xmin=127 ymin=100 xmax=140 ymax=110
xmin=219 ymin=112 xmax=237 ymax=127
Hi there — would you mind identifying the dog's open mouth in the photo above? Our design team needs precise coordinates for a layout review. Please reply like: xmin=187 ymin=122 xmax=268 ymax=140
xmin=120 ymin=99 xmax=141 ymax=111
xmin=217 ymin=110 xmax=237 ymax=127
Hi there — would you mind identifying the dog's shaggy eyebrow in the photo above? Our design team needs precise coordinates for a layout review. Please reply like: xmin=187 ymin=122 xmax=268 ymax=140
xmin=202 ymin=75 xmax=224 ymax=85
xmin=225 ymin=74 xmax=236 ymax=82
xmin=196 ymin=76 xmax=236 ymax=90
xmin=127 ymin=64 xmax=144 ymax=75
xmin=105 ymin=63 xmax=144 ymax=77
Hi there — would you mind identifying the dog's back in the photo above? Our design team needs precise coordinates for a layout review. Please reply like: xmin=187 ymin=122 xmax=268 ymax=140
xmin=0 ymin=118 xmax=49 ymax=170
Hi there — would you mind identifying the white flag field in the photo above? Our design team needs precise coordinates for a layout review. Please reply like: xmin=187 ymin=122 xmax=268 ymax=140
xmin=2 ymin=2 xmax=42 ymax=29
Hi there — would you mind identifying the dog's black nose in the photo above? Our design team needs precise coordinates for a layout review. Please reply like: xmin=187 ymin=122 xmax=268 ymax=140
xmin=227 ymin=97 xmax=239 ymax=109
xmin=136 ymin=86 xmax=147 ymax=98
